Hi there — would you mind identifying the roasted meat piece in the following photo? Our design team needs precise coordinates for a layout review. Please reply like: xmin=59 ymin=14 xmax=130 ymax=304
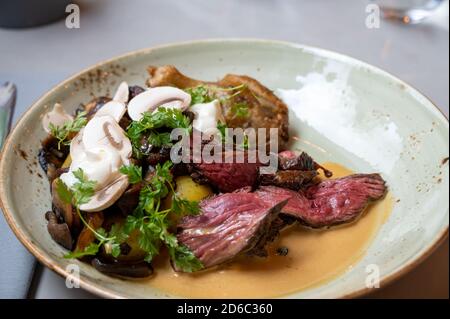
xmin=256 ymin=174 xmax=387 ymax=228
xmin=146 ymin=65 xmax=289 ymax=151
xmin=176 ymin=192 xmax=290 ymax=270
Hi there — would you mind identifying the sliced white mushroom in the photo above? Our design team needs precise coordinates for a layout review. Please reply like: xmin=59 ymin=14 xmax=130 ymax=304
xmin=69 ymin=128 xmax=85 ymax=163
xmin=82 ymin=115 xmax=132 ymax=163
xmin=42 ymin=103 xmax=73 ymax=133
xmin=127 ymin=86 xmax=191 ymax=121
xmin=190 ymin=100 xmax=225 ymax=134
xmin=94 ymin=100 xmax=126 ymax=122
xmin=113 ymin=81 xmax=129 ymax=104
xmin=79 ymin=175 xmax=129 ymax=212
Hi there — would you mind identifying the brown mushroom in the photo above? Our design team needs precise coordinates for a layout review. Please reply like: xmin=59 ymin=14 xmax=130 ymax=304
xmin=51 ymin=178 xmax=79 ymax=229
xmin=45 ymin=211 xmax=72 ymax=250
xmin=91 ymin=258 xmax=153 ymax=278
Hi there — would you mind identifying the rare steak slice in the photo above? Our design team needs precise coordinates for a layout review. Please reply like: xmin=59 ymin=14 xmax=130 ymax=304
xmin=256 ymin=174 xmax=387 ymax=228
xmin=190 ymin=151 xmax=321 ymax=192
xmin=176 ymin=192 xmax=290 ymax=271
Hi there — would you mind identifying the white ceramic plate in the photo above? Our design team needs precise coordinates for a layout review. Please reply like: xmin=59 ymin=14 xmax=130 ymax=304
xmin=0 ymin=39 xmax=448 ymax=298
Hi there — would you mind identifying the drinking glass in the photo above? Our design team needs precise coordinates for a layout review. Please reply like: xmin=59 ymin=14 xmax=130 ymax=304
xmin=371 ymin=0 xmax=446 ymax=24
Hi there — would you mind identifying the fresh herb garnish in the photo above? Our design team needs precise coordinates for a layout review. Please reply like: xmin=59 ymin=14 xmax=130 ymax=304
xmin=58 ymin=162 xmax=202 ymax=270
xmin=147 ymin=131 xmax=173 ymax=148
xmin=231 ymin=102 xmax=249 ymax=119
xmin=217 ymin=121 xmax=228 ymax=143
xmin=185 ymin=86 xmax=213 ymax=105
xmin=122 ymin=161 xmax=203 ymax=271
xmin=241 ymin=133 xmax=250 ymax=150
xmin=126 ymin=107 xmax=192 ymax=158
xmin=56 ymin=170 xmax=126 ymax=259
xmin=119 ymin=163 xmax=143 ymax=185
xmin=49 ymin=111 xmax=87 ymax=150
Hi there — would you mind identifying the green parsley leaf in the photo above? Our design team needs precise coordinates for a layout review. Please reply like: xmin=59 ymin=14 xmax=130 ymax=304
xmin=169 ymin=245 xmax=204 ymax=273
xmin=49 ymin=111 xmax=87 ymax=150
xmin=122 ymin=160 xmax=202 ymax=270
xmin=241 ymin=134 xmax=250 ymax=150
xmin=119 ymin=164 xmax=143 ymax=184
xmin=172 ymin=195 xmax=200 ymax=216
xmin=72 ymin=168 xmax=96 ymax=206
xmin=217 ymin=121 xmax=228 ymax=143
xmin=56 ymin=179 xmax=73 ymax=205
xmin=231 ymin=102 xmax=249 ymax=119
xmin=185 ymin=86 xmax=213 ymax=105
xmin=126 ymin=107 xmax=192 ymax=157
xmin=64 ymin=242 xmax=100 ymax=259
xmin=148 ymin=131 xmax=173 ymax=148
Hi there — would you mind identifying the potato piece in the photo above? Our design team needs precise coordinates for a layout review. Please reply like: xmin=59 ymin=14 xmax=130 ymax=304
xmin=102 ymin=215 xmax=147 ymax=262
xmin=120 ymin=229 xmax=147 ymax=261
xmin=62 ymin=154 xmax=72 ymax=168
xmin=175 ymin=176 xmax=213 ymax=202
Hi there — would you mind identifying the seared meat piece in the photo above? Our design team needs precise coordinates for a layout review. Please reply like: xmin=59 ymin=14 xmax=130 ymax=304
xmin=259 ymin=170 xmax=317 ymax=190
xmin=189 ymin=150 xmax=322 ymax=192
xmin=146 ymin=65 xmax=289 ymax=150
xmin=147 ymin=65 xmax=203 ymax=88
xmin=278 ymin=150 xmax=333 ymax=178
xmin=191 ymin=150 xmax=261 ymax=193
xmin=176 ymin=192 xmax=290 ymax=270
xmin=256 ymin=174 xmax=387 ymax=228
xmin=218 ymin=74 xmax=289 ymax=150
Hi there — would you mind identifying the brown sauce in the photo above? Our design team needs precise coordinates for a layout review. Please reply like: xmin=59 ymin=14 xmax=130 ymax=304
xmin=147 ymin=162 xmax=393 ymax=298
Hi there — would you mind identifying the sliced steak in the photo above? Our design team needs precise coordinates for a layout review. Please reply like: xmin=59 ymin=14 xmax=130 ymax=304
xmin=256 ymin=174 xmax=387 ymax=228
xmin=176 ymin=192 xmax=290 ymax=271
xmin=190 ymin=150 xmax=261 ymax=193
xmin=146 ymin=65 xmax=289 ymax=151
xmin=190 ymin=150 xmax=322 ymax=192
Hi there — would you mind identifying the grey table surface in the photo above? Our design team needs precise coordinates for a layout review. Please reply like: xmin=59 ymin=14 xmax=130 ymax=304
xmin=0 ymin=0 xmax=448 ymax=299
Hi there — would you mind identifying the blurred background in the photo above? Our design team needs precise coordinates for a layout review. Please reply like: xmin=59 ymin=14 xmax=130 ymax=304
xmin=0 ymin=0 xmax=448 ymax=299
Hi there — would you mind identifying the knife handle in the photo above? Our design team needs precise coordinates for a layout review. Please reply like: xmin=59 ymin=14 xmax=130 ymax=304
xmin=0 ymin=82 xmax=17 ymax=149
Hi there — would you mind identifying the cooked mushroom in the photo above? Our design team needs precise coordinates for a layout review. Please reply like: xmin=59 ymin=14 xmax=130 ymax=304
xmin=112 ymin=81 xmax=129 ymax=104
xmin=42 ymin=103 xmax=73 ymax=134
xmin=127 ymin=86 xmax=191 ymax=121
xmin=93 ymin=101 xmax=126 ymax=123
xmin=79 ymin=175 xmax=129 ymax=212
xmin=81 ymin=116 xmax=132 ymax=163
xmin=93 ymin=82 xmax=129 ymax=122
xmin=51 ymin=179 xmax=77 ymax=229
xmin=45 ymin=211 xmax=72 ymax=250
xmin=91 ymin=258 xmax=153 ymax=278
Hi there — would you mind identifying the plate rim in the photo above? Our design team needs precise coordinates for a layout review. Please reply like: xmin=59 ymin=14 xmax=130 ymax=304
xmin=0 ymin=38 xmax=448 ymax=299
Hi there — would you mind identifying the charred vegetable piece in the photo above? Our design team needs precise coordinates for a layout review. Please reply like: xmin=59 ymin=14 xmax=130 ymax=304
xmin=75 ymin=211 xmax=104 ymax=252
